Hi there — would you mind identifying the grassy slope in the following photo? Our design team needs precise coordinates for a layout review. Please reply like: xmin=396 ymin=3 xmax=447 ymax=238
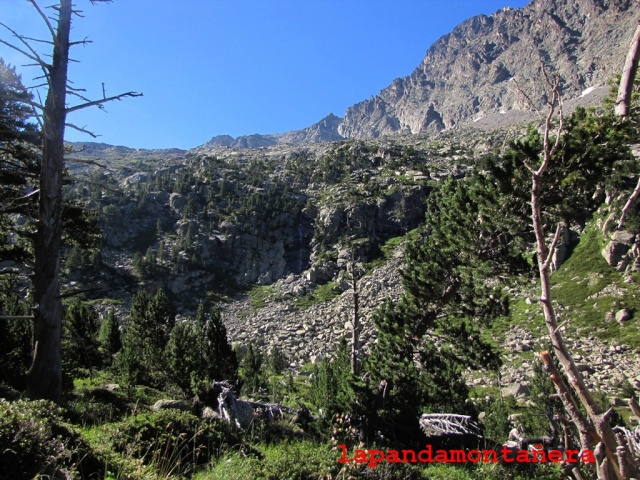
xmin=486 ymin=221 xmax=640 ymax=351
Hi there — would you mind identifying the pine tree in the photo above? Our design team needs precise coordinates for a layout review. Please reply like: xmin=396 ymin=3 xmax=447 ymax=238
xmin=61 ymin=301 xmax=101 ymax=383
xmin=200 ymin=305 xmax=238 ymax=385
xmin=0 ymin=275 xmax=32 ymax=390
xmin=365 ymin=173 xmax=527 ymax=444
xmin=118 ymin=289 xmax=175 ymax=388
xmin=98 ymin=309 xmax=122 ymax=366
xmin=240 ymin=342 xmax=264 ymax=396
xmin=167 ymin=320 xmax=198 ymax=395
xmin=167 ymin=303 xmax=238 ymax=396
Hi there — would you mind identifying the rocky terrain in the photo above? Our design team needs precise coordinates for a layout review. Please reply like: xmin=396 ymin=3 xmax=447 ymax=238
xmin=60 ymin=0 xmax=640 ymax=414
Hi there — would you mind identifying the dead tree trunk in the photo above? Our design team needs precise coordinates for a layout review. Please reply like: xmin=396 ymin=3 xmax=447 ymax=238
xmin=348 ymin=253 xmax=360 ymax=376
xmin=0 ymin=0 xmax=141 ymax=402
xmin=615 ymin=20 xmax=640 ymax=118
xmin=522 ymin=67 xmax=631 ymax=479
xmin=28 ymin=0 xmax=73 ymax=403
xmin=613 ymin=20 xmax=640 ymax=230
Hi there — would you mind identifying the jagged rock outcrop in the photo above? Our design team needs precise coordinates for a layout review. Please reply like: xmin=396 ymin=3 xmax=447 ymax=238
xmin=201 ymin=0 xmax=637 ymax=147
xmin=203 ymin=113 xmax=344 ymax=149
xmin=339 ymin=0 xmax=638 ymax=138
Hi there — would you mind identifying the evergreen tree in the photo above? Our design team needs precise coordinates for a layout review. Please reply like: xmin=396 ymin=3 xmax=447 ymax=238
xmin=167 ymin=319 xmax=198 ymax=395
xmin=240 ymin=342 xmax=265 ymax=396
xmin=61 ymin=301 xmax=101 ymax=383
xmin=0 ymin=59 xmax=40 ymax=267
xmin=118 ymin=289 xmax=175 ymax=388
xmin=366 ymin=174 xmax=528 ymax=444
xmin=98 ymin=308 xmax=122 ymax=366
xmin=0 ymin=275 xmax=32 ymax=390
xmin=310 ymin=338 xmax=356 ymax=421
xmin=168 ymin=303 xmax=239 ymax=395
xmin=267 ymin=346 xmax=288 ymax=375
xmin=200 ymin=305 xmax=238 ymax=385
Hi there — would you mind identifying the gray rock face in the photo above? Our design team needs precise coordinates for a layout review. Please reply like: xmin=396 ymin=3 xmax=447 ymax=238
xmin=602 ymin=230 xmax=639 ymax=272
xmin=152 ymin=399 xmax=191 ymax=412
xmin=338 ymin=0 xmax=638 ymax=139
xmin=203 ymin=114 xmax=344 ymax=149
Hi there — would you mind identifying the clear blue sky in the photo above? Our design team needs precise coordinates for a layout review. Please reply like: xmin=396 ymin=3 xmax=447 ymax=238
xmin=0 ymin=0 xmax=530 ymax=150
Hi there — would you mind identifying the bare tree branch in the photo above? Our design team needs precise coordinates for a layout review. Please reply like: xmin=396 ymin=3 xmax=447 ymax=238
xmin=69 ymin=37 xmax=92 ymax=47
xmin=617 ymin=177 xmax=640 ymax=230
xmin=0 ymin=34 xmax=50 ymax=72
xmin=542 ymin=223 xmax=563 ymax=271
xmin=18 ymin=36 xmax=54 ymax=46
xmin=27 ymin=0 xmax=57 ymax=40
xmin=65 ymin=122 xmax=99 ymax=137
xmin=512 ymin=76 xmax=544 ymax=117
xmin=615 ymin=20 xmax=640 ymax=118
xmin=66 ymin=91 xmax=143 ymax=114
xmin=64 ymin=157 xmax=109 ymax=170
xmin=62 ymin=176 xmax=119 ymax=193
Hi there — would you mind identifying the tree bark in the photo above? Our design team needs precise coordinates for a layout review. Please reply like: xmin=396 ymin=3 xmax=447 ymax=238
xmin=526 ymin=71 xmax=627 ymax=479
xmin=615 ymin=20 xmax=640 ymax=118
xmin=349 ymin=257 xmax=360 ymax=376
xmin=27 ymin=0 xmax=72 ymax=403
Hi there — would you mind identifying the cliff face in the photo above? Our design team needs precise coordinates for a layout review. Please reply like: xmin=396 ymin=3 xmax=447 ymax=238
xmin=338 ymin=0 xmax=639 ymax=138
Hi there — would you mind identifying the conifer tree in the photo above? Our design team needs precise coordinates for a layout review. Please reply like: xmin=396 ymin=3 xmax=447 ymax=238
xmin=200 ymin=305 xmax=238 ymax=386
xmin=118 ymin=289 xmax=174 ymax=388
xmin=167 ymin=319 xmax=198 ymax=395
xmin=0 ymin=275 xmax=31 ymax=389
xmin=168 ymin=303 xmax=238 ymax=395
xmin=62 ymin=301 xmax=101 ymax=382
xmin=366 ymin=173 xmax=528 ymax=443
xmin=240 ymin=342 xmax=265 ymax=396
xmin=98 ymin=308 xmax=122 ymax=366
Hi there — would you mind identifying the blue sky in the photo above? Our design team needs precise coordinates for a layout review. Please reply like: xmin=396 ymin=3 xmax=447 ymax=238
xmin=0 ymin=0 xmax=530 ymax=149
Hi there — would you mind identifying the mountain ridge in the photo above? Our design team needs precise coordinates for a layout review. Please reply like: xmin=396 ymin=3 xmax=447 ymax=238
xmin=201 ymin=0 xmax=638 ymax=148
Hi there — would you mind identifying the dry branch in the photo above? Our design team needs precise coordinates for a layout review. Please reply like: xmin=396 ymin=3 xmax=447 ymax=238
xmin=615 ymin=20 xmax=640 ymax=118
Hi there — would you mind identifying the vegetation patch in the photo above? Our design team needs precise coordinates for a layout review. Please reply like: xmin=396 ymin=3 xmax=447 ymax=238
xmin=0 ymin=398 xmax=104 ymax=479
xmin=98 ymin=409 xmax=250 ymax=478
xmin=294 ymin=281 xmax=339 ymax=309
xmin=552 ymin=226 xmax=640 ymax=348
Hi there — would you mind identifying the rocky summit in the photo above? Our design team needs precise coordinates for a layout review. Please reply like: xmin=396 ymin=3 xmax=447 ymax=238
xmin=203 ymin=0 xmax=638 ymax=147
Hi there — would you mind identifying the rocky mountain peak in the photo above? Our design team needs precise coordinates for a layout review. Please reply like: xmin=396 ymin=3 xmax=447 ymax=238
xmin=338 ymin=0 xmax=638 ymax=139
xmin=201 ymin=0 xmax=637 ymax=147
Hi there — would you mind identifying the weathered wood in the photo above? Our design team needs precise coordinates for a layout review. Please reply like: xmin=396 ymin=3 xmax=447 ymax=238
xmin=28 ymin=0 xmax=72 ymax=403
xmin=630 ymin=396 xmax=640 ymax=419
xmin=615 ymin=20 xmax=640 ymax=118
xmin=524 ymin=67 xmax=628 ymax=479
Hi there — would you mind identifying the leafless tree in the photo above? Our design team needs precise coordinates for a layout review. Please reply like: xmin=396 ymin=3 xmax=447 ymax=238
xmin=515 ymin=64 xmax=639 ymax=479
xmin=0 ymin=0 xmax=141 ymax=402
xmin=615 ymin=20 xmax=640 ymax=118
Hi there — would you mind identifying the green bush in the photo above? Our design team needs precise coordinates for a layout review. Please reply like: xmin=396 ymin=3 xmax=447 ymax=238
xmin=100 ymin=409 xmax=250 ymax=477
xmin=0 ymin=398 xmax=103 ymax=479
xmin=64 ymin=386 xmax=132 ymax=426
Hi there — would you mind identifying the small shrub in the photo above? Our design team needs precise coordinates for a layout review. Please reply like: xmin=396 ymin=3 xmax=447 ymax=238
xmin=64 ymin=386 xmax=132 ymax=425
xmin=0 ymin=398 xmax=103 ymax=479
xmin=101 ymin=409 xmax=251 ymax=477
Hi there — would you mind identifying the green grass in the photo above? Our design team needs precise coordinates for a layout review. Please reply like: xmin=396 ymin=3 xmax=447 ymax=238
xmin=551 ymin=225 xmax=640 ymax=348
xmin=294 ymin=281 xmax=339 ymax=309
xmin=247 ymin=284 xmax=274 ymax=311
xmin=485 ymin=223 xmax=640 ymax=351
xmin=196 ymin=439 xmax=338 ymax=480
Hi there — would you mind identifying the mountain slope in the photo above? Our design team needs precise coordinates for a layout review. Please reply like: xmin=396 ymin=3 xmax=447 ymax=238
xmin=203 ymin=113 xmax=344 ymax=149
xmin=204 ymin=0 xmax=638 ymax=147
xmin=339 ymin=0 xmax=639 ymax=138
